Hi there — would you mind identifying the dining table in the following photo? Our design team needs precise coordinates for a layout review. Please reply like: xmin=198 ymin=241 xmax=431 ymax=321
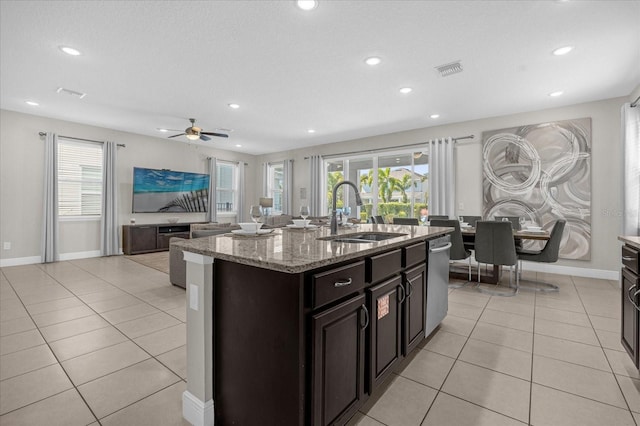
xmin=452 ymin=225 xmax=551 ymax=284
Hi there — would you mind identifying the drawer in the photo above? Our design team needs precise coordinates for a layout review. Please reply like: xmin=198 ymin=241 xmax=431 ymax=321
xmin=403 ymin=241 xmax=426 ymax=268
xmin=367 ymin=249 xmax=402 ymax=283
xmin=623 ymin=245 xmax=639 ymax=275
xmin=312 ymin=261 xmax=365 ymax=309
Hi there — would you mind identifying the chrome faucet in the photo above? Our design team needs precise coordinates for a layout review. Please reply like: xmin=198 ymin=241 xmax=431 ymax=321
xmin=330 ymin=180 xmax=363 ymax=235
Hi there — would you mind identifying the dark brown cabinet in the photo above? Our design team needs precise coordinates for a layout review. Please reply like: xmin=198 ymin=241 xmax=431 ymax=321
xmin=621 ymin=243 xmax=639 ymax=368
xmin=123 ymin=223 xmax=196 ymax=254
xmin=367 ymin=275 xmax=403 ymax=392
xmin=403 ymin=264 xmax=427 ymax=356
xmin=311 ymin=294 xmax=367 ymax=426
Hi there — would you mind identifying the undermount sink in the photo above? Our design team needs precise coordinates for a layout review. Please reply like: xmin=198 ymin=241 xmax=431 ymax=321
xmin=318 ymin=232 xmax=407 ymax=244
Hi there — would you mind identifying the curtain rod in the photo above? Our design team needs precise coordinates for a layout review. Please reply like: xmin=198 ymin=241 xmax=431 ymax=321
xmin=631 ymin=95 xmax=640 ymax=108
xmin=39 ymin=132 xmax=125 ymax=147
xmin=207 ymin=157 xmax=248 ymax=166
xmin=304 ymin=134 xmax=475 ymax=159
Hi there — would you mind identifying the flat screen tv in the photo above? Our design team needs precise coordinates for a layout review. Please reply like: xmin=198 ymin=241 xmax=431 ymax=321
xmin=132 ymin=167 xmax=210 ymax=213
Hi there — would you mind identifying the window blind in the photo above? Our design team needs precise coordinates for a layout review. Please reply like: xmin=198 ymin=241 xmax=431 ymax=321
xmin=58 ymin=139 xmax=103 ymax=216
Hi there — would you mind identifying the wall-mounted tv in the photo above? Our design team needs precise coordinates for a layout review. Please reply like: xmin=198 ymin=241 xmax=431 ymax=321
xmin=132 ymin=167 xmax=210 ymax=213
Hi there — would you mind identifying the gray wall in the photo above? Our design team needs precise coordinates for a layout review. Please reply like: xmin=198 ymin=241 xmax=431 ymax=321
xmin=0 ymin=109 xmax=257 ymax=262
xmin=258 ymin=96 xmax=628 ymax=273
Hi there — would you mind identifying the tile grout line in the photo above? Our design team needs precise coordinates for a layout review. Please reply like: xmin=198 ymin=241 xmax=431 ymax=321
xmin=570 ymin=275 xmax=639 ymax=424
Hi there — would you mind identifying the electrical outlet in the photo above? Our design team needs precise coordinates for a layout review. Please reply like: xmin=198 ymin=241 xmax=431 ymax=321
xmin=458 ymin=202 xmax=464 ymax=211
xmin=3 ymin=242 xmax=10 ymax=250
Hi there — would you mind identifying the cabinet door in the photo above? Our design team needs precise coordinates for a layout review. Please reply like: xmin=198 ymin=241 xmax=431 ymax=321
xmin=403 ymin=264 xmax=426 ymax=355
xmin=312 ymin=294 xmax=367 ymax=426
xmin=127 ymin=226 xmax=157 ymax=254
xmin=367 ymin=275 xmax=402 ymax=393
xmin=621 ymin=268 xmax=639 ymax=368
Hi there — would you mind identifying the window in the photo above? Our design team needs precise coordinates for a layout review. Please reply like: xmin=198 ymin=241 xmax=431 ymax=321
xmin=323 ymin=149 xmax=428 ymax=223
xmin=58 ymin=139 xmax=103 ymax=217
xmin=267 ymin=163 xmax=284 ymax=214
xmin=216 ymin=161 xmax=238 ymax=213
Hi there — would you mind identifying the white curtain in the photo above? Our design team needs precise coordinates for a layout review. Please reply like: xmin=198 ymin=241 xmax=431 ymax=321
xmin=427 ymin=137 xmax=455 ymax=217
xmin=41 ymin=133 xmax=59 ymax=263
xmin=309 ymin=155 xmax=323 ymax=216
xmin=622 ymin=103 xmax=640 ymax=235
xmin=206 ymin=157 xmax=217 ymax=223
xmin=237 ymin=162 xmax=246 ymax=222
xmin=262 ymin=162 xmax=269 ymax=197
xmin=100 ymin=141 xmax=119 ymax=256
xmin=282 ymin=159 xmax=293 ymax=215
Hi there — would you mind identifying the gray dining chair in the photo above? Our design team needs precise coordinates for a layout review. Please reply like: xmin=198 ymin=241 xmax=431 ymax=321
xmin=430 ymin=219 xmax=472 ymax=287
xmin=516 ymin=220 xmax=566 ymax=292
xmin=371 ymin=215 xmax=385 ymax=224
xmin=393 ymin=217 xmax=419 ymax=226
xmin=474 ymin=220 xmax=519 ymax=296
xmin=428 ymin=215 xmax=449 ymax=221
xmin=460 ymin=215 xmax=482 ymax=227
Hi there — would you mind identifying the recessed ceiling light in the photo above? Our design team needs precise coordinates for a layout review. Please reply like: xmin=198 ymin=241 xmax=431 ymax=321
xmin=296 ymin=0 xmax=318 ymax=11
xmin=235 ymin=144 xmax=242 ymax=147
xmin=365 ymin=56 xmax=381 ymax=66
xmin=307 ymin=129 xmax=316 ymax=133
xmin=553 ymin=46 xmax=574 ymax=56
xmin=228 ymin=103 xmax=240 ymax=109
xmin=399 ymin=87 xmax=413 ymax=94
xmin=25 ymin=100 xmax=39 ymax=106
xmin=59 ymin=46 xmax=81 ymax=56
xmin=429 ymin=114 xmax=440 ymax=119
xmin=549 ymin=91 xmax=564 ymax=97
xmin=157 ymin=128 xmax=169 ymax=133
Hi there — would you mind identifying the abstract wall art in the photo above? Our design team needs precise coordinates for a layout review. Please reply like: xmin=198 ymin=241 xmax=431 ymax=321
xmin=482 ymin=118 xmax=592 ymax=260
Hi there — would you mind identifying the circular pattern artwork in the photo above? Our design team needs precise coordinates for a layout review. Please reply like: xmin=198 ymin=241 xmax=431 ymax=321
xmin=482 ymin=118 xmax=592 ymax=260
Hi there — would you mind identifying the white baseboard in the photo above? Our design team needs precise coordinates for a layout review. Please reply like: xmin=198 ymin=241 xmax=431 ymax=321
xmin=519 ymin=261 xmax=619 ymax=281
xmin=59 ymin=250 xmax=102 ymax=261
xmin=0 ymin=255 xmax=42 ymax=268
xmin=0 ymin=250 xmax=105 ymax=268
xmin=183 ymin=391 xmax=214 ymax=426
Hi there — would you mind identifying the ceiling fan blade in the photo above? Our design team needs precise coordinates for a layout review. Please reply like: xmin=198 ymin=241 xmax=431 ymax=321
xmin=168 ymin=133 xmax=186 ymax=138
xmin=201 ymin=132 xmax=229 ymax=138
xmin=200 ymin=134 xmax=211 ymax=141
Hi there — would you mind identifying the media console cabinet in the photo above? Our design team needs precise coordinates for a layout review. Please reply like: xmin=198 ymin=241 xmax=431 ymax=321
xmin=122 ymin=222 xmax=204 ymax=255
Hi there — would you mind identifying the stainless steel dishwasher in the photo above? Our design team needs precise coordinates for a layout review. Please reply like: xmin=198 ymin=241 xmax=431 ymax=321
xmin=425 ymin=235 xmax=451 ymax=337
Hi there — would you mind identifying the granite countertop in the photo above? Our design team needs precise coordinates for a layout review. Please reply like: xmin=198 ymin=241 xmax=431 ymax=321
xmin=619 ymin=236 xmax=640 ymax=250
xmin=172 ymin=223 xmax=453 ymax=273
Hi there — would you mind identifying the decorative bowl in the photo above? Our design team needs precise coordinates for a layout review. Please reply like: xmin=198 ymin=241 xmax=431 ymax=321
xmin=167 ymin=217 xmax=179 ymax=223
xmin=292 ymin=219 xmax=311 ymax=227
xmin=239 ymin=222 xmax=263 ymax=232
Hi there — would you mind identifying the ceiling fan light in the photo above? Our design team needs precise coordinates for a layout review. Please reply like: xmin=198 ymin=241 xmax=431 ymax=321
xmin=186 ymin=134 xmax=200 ymax=140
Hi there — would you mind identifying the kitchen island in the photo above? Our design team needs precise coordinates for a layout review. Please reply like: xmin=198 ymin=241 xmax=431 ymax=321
xmin=172 ymin=224 xmax=452 ymax=426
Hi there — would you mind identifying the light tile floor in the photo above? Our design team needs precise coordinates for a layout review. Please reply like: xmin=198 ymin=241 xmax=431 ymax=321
xmin=0 ymin=258 xmax=638 ymax=425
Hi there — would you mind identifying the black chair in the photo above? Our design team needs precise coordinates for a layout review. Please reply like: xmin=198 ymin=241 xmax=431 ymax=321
xmin=430 ymin=219 xmax=472 ymax=286
xmin=371 ymin=215 xmax=385 ymax=224
xmin=428 ymin=215 xmax=449 ymax=221
xmin=516 ymin=220 xmax=566 ymax=292
xmin=474 ymin=221 xmax=519 ymax=296
xmin=393 ymin=217 xmax=419 ymax=226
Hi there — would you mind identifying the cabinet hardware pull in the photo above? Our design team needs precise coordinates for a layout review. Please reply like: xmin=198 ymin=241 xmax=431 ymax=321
xmin=628 ymin=284 xmax=639 ymax=310
xmin=405 ymin=278 xmax=413 ymax=298
xmin=622 ymin=256 xmax=635 ymax=261
xmin=361 ymin=304 xmax=370 ymax=330
xmin=334 ymin=278 xmax=352 ymax=288
xmin=397 ymin=284 xmax=406 ymax=304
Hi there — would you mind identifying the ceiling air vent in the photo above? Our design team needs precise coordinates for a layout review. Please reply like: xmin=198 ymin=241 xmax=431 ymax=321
xmin=435 ymin=61 xmax=463 ymax=77
xmin=56 ymin=87 xmax=87 ymax=99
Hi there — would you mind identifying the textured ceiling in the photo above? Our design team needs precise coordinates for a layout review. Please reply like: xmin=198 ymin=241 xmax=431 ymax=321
xmin=1 ymin=0 xmax=639 ymax=154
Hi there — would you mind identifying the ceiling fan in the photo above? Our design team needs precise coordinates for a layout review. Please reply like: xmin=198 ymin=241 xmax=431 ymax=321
xmin=167 ymin=118 xmax=229 ymax=142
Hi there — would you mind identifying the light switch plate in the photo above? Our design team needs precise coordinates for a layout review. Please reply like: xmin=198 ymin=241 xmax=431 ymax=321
xmin=3 ymin=242 xmax=10 ymax=250
xmin=458 ymin=202 xmax=464 ymax=210
xmin=189 ymin=284 xmax=199 ymax=311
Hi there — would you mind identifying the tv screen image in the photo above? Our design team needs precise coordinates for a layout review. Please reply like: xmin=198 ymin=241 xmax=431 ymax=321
xmin=132 ymin=167 xmax=210 ymax=213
